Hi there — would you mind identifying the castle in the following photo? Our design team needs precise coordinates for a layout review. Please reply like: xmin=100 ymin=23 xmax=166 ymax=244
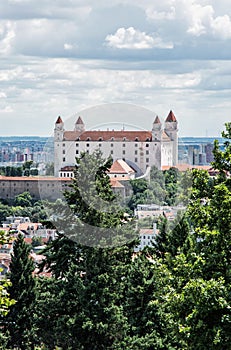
xmin=54 ymin=110 xmax=178 ymax=177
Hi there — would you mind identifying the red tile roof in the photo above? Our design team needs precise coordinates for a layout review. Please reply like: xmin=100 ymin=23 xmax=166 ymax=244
xmin=153 ymin=116 xmax=161 ymax=124
xmin=110 ymin=179 xmax=124 ymax=188
xmin=63 ymin=130 xmax=153 ymax=142
xmin=109 ymin=159 xmax=135 ymax=174
xmin=140 ymin=228 xmax=159 ymax=235
xmin=165 ymin=110 xmax=177 ymax=122
xmin=161 ymin=164 xmax=212 ymax=171
xmin=161 ymin=131 xmax=171 ymax=141
xmin=56 ymin=116 xmax=63 ymax=124
xmin=0 ymin=175 xmax=71 ymax=182
xmin=60 ymin=166 xmax=75 ymax=171
xmin=76 ymin=116 xmax=84 ymax=124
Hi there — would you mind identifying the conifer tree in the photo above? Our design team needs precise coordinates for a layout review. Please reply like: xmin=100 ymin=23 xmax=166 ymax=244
xmin=5 ymin=233 xmax=36 ymax=349
xmin=37 ymin=150 xmax=138 ymax=349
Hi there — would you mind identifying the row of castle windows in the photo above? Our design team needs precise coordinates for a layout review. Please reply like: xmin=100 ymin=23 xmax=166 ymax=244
xmin=62 ymin=143 xmax=150 ymax=148
xmin=71 ymin=149 xmax=150 ymax=155
xmin=62 ymin=156 xmax=150 ymax=164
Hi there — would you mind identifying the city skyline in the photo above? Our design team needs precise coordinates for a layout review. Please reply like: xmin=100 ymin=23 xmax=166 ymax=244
xmin=1 ymin=1 xmax=231 ymax=137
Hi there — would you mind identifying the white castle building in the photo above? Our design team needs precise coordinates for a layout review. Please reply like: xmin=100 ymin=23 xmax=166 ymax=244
xmin=54 ymin=110 xmax=178 ymax=177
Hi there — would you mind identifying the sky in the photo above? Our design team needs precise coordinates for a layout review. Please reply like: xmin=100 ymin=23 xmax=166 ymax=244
xmin=0 ymin=0 xmax=231 ymax=137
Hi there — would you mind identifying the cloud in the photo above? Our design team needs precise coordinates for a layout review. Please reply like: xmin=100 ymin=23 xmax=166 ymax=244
xmin=105 ymin=26 xmax=173 ymax=49
xmin=0 ymin=21 xmax=15 ymax=54
xmin=211 ymin=14 xmax=231 ymax=39
xmin=183 ymin=1 xmax=231 ymax=40
xmin=64 ymin=43 xmax=74 ymax=50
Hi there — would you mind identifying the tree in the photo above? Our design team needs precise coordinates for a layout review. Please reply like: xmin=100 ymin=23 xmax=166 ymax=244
xmin=45 ymin=162 xmax=54 ymax=176
xmin=14 ymin=191 xmax=32 ymax=207
xmin=212 ymin=122 xmax=231 ymax=174
xmin=153 ymin=216 xmax=170 ymax=258
xmin=4 ymin=233 xmax=36 ymax=349
xmin=159 ymin=124 xmax=231 ymax=348
xmin=0 ymin=231 xmax=15 ymax=349
xmin=37 ymin=150 xmax=138 ymax=349
xmin=164 ymin=167 xmax=180 ymax=205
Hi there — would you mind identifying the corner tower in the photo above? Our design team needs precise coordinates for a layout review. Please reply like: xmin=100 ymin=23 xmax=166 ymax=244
xmin=164 ymin=110 xmax=178 ymax=166
xmin=75 ymin=116 xmax=85 ymax=133
xmin=54 ymin=116 xmax=64 ymax=176
xmin=54 ymin=116 xmax=64 ymax=142
xmin=152 ymin=115 xmax=162 ymax=141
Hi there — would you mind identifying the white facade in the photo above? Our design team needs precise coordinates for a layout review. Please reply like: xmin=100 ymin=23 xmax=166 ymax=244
xmin=54 ymin=112 xmax=178 ymax=177
xmin=135 ymin=223 xmax=159 ymax=251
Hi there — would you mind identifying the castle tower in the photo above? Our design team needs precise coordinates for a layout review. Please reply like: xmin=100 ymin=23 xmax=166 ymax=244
xmin=151 ymin=116 xmax=162 ymax=169
xmin=152 ymin=115 xmax=162 ymax=141
xmin=164 ymin=110 xmax=178 ymax=165
xmin=54 ymin=116 xmax=64 ymax=141
xmin=54 ymin=116 xmax=64 ymax=176
xmin=75 ymin=116 xmax=85 ymax=133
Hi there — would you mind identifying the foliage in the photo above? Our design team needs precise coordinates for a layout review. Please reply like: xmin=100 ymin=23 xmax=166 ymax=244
xmin=4 ymin=233 xmax=36 ymax=349
xmin=14 ymin=191 xmax=33 ymax=207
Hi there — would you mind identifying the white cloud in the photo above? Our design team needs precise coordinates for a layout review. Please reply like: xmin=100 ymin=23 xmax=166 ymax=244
xmin=0 ymin=105 xmax=13 ymax=113
xmin=211 ymin=15 xmax=231 ymax=39
xmin=185 ymin=2 xmax=231 ymax=39
xmin=0 ymin=92 xmax=7 ymax=98
xmin=146 ymin=6 xmax=176 ymax=20
xmin=0 ymin=21 xmax=15 ymax=54
xmin=64 ymin=43 xmax=73 ymax=50
xmin=105 ymin=26 xmax=173 ymax=49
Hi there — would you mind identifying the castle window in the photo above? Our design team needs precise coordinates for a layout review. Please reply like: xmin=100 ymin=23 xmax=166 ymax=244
xmin=146 ymin=144 xmax=149 ymax=147
xmin=111 ymin=137 xmax=114 ymax=141
xmin=63 ymin=150 xmax=65 ymax=154
xmin=86 ymin=143 xmax=89 ymax=147
xmin=63 ymin=143 xmax=65 ymax=147
xmin=111 ymin=143 xmax=113 ymax=147
xmin=135 ymin=150 xmax=138 ymax=155
xmin=146 ymin=158 xmax=149 ymax=163
xmin=122 ymin=150 xmax=125 ymax=155
xmin=63 ymin=157 xmax=65 ymax=162
xmin=111 ymin=150 xmax=113 ymax=155
xmin=135 ymin=158 xmax=138 ymax=162
xmin=122 ymin=143 xmax=125 ymax=147
xmin=123 ymin=137 xmax=126 ymax=141
xmin=98 ymin=143 xmax=101 ymax=147
xmin=135 ymin=137 xmax=139 ymax=141
xmin=135 ymin=143 xmax=138 ymax=147
xmin=76 ymin=150 xmax=79 ymax=154
xmin=146 ymin=150 xmax=149 ymax=155
xmin=76 ymin=143 xmax=79 ymax=147
xmin=98 ymin=137 xmax=103 ymax=141
xmin=86 ymin=137 xmax=91 ymax=141
xmin=76 ymin=137 xmax=80 ymax=141
xmin=146 ymin=138 xmax=150 ymax=141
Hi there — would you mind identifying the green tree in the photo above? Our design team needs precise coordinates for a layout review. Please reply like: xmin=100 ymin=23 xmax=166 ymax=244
xmin=212 ymin=122 xmax=231 ymax=174
xmin=14 ymin=191 xmax=32 ymax=207
xmin=159 ymin=123 xmax=231 ymax=349
xmin=37 ymin=150 xmax=138 ymax=349
xmin=153 ymin=216 xmax=170 ymax=258
xmin=45 ymin=162 xmax=54 ymax=176
xmin=4 ymin=233 xmax=36 ymax=349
